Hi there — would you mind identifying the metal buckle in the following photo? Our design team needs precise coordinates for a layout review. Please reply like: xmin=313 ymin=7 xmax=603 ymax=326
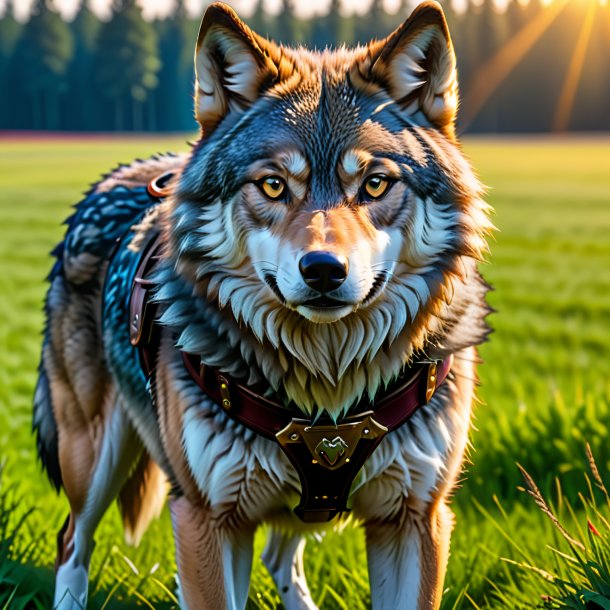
xmin=276 ymin=412 xmax=387 ymax=471
xmin=217 ymin=374 xmax=231 ymax=411
xmin=423 ymin=361 xmax=438 ymax=404
xmin=147 ymin=171 xmax=174 ymax=199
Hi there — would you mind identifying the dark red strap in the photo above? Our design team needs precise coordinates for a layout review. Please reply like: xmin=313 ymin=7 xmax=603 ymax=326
xmin=374 ymin=356 xmax=453 ymax=431
xmin=182 ymin=353 xmax=297 ymax=439
xmin=182 ymin=352 xmax=452 ymax=438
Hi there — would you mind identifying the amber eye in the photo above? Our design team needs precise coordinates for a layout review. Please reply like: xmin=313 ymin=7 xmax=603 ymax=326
xmin=362 ymin=175 xmax=392 ymax=200
xmin=258 ymin=176 xmax=287 ymax=201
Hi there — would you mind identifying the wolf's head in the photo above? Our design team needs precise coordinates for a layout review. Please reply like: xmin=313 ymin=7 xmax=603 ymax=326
xmin=166 ymin=1 xmax=493 ymax=416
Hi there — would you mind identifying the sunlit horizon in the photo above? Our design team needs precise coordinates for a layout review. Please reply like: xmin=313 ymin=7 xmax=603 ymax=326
xmin=2 ymin=0 xmax=607 ymax=23
xmin=4 ymin=0 xmax=523 ymax=22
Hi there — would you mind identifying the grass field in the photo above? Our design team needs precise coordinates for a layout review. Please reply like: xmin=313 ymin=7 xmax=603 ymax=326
xmin=0 ymin=134 xmax=609 ymax=609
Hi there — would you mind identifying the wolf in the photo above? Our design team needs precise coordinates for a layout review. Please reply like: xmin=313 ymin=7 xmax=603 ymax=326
xmin=33 ymin=2 xmax=493 ymax=608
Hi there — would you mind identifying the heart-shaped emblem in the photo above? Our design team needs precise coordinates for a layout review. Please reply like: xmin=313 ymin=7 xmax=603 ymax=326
xmin=315 ymin=436 xmax=348 ymax=466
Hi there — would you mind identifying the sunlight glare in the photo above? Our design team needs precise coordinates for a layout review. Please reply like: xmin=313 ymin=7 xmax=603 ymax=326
xmin=552 ymin=1 xmax=596 ymax=131
xmin=460 ymin=0 xmax=568 ymax=131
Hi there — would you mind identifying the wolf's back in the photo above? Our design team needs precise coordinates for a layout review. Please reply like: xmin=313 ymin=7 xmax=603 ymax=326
xmin=33 ymin=154 xmax=185 ymax=490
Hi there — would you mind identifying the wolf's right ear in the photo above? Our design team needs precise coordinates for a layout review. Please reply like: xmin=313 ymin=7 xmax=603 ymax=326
xmin=194 ymin=2 xmax=290 ymax=134
xmin=356 ymin=1 xmax=459 ymax=136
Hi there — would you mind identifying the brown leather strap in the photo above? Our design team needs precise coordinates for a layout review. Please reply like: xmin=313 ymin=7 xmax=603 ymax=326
xmin=182 ymin=353 xmax=300 ymax=440
xmin=182 ymin=352 xmax=452 ymax=437
xmin=129 ymin=231 xmax=165 ymax=376
xmin=373 ymin=356 xmax=453 ymax=431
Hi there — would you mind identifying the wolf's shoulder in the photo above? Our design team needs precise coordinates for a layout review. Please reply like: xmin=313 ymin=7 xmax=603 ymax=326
xmin=94 ymin=152 xmax=188 ymax=195
xmin=50 ymin=153 xmax=187 ymax=286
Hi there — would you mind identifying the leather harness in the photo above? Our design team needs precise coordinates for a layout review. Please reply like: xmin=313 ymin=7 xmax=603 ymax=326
xmin=128 ymin=174 xmax=452 ymax=523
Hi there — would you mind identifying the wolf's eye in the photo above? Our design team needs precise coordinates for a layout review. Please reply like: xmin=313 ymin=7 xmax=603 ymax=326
xmin=257 ymin=176 xmax=287 ymax=201
xmin=362 ymin=175 xmax=392 ymax=201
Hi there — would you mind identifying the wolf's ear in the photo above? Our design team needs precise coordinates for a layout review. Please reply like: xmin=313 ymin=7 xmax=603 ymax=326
xmin=194 ymin=2 xmax=288 ymax=134
xmin=358 ymin=1 xmax=458 ymax=134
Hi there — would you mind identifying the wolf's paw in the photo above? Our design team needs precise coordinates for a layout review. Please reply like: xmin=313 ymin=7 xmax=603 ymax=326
xmin=53 ymin=559 xmax=88 ymax=610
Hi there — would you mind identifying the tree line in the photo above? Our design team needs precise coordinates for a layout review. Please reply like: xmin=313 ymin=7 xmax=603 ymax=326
xmin=1 ymin=0 xmax=609 ymax=133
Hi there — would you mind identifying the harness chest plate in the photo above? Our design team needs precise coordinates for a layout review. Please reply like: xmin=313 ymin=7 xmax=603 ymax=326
xmin=276 ymin=413 xmax=388 ymax=521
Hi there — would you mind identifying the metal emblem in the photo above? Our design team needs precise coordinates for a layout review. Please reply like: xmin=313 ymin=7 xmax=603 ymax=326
xmin=276 ymin=412 xmax=388 ymax=471
xmin=315 ymin=436 xmax=348 ymax=466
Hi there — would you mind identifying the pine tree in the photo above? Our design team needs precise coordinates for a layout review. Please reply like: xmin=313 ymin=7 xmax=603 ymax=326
xmin=455 ymin=0 xmax=478 ymax=104
xmin=67 ymin=1 xmax=100 ymax=130
xmin=470 ymin=0 xmax=507 ymax=130
xmin=0 ymin=2 xmax=21 ymax=59
xmin=310 ymin=0 xmax=347 ymax=47
xmin=440 ymin=0 xmax=460 ymax=71
xmin=327 ymin=0 xmax=341 ymax=45
xmin=247 ymin=0 xmax=272 ymax=39
xmin=310 ymin=10 xmax=327 ymax=47
xmin=570 ymin=2 xmax=610 ymax=131
xmin=155 ymin=0 xmax=193 ymax=131
xmin=353 ymin=0 xmax=390 ymax=44
xmin=603 ymin=1 xmax=610 ymax=129
xmin=274 ymin=0 xmax=298 ymax=45
xmin=9 ymin=0 xmax=73 ymax=129
xmin=505 ymin=0 xmax=526 ymax=35
xmin=0 ymin=2 xmax=23 ymax=128
xmin=94 ymin=0 xmax=161 ymax=130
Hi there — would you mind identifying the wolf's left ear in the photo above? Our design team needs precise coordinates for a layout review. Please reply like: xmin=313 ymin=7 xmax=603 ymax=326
xmin=194 ymin=2 xmax=291 ymax=134
xmin=358 ymin=1 xmax=458 ymax=134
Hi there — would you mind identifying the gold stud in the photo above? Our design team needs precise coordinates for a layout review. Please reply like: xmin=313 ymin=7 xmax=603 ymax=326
xmin=312 ymin=459 xmax=318 ymax=464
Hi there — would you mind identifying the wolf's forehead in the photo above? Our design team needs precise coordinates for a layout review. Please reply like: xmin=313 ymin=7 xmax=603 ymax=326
xmin=220 ymin=53 xmax=431 ymax=183
xmin=277 ymin=73 xmax=361 ymax=142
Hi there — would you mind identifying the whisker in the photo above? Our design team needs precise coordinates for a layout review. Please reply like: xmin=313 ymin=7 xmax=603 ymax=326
xmin=252 ymin=260 xmax=279 ymax=270
xmin=370 ymin=260 xmax=400 ymax=268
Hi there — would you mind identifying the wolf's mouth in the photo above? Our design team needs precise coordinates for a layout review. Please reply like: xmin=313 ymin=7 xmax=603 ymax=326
xmin=362 ymin=271 xmax=389 ymax=307
xmin=302 ymin=296 xmax=347 ymax=309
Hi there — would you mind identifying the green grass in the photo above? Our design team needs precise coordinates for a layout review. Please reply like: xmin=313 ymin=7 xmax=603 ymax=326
xmin=0 ymin=134 xmax=609 ymax=608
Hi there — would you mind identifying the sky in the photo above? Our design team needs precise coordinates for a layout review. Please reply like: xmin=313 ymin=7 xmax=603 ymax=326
xmin=4 ymin=0 xmax=494 ymax=22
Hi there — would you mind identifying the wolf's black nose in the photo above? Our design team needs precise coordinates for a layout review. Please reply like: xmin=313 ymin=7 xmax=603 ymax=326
xmin=299 ymin=251 xmax=348 ymax=293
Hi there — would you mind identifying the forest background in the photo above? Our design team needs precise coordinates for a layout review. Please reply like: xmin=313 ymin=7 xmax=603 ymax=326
xmin=1 ymin=0 xmax=610 ymax=133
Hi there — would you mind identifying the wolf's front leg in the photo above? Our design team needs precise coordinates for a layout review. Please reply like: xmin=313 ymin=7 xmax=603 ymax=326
xmin=365 ymin=500 xmax=454 ymax=610
xmin=170 ymin=495 xmax=254 ymax=610
xmin=262 ymin=529 xmax=318 ymax=610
